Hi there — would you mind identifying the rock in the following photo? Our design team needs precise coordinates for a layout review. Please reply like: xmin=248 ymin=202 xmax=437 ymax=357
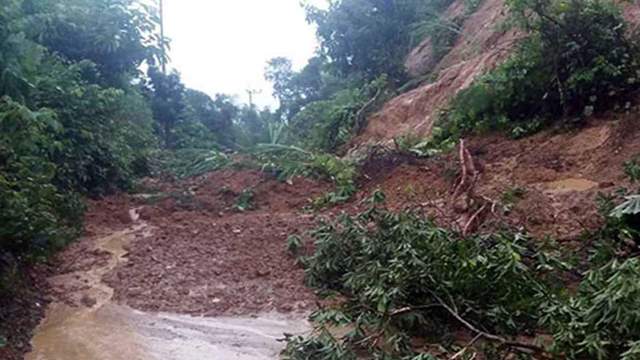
xmin=80 ymin=295 xmax=97 ymax=307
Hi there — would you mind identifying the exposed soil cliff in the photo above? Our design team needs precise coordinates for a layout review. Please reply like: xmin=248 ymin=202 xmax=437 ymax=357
xmin=357 ymin=0 xmax=640 ymax=145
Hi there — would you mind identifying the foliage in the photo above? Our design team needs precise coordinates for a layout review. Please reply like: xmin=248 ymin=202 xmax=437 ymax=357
xmin=289 ymin=75 xmax=390 ymax=152
xmin=289 ymin=195 xmax=563 ymax=358
xmin=287 ymin=235 xmax=303 ymax=256
xmin=265 ymin=0 xmax=466 ymax=152
xmin=542 ymin=258 xmax=640 ymax=359
xmin=624 ymin=156 xmax=640 ymax=183
xmin=182 ymin=90 xmax=237 ymax=149
xmin=22 ymin=0 xmax=165 ymax=86
xmin=145 ymin=69 xmax=242 ymax=151
xmin=265 ymin=56 xmax=329 ymax=120
xmin=233 ymin=106 xmax=273 ymax=147
xmin=394 ymin=133 xmax=456 ymax=158
xmin=409 ymin=0 xmax=483 ymax=70
xmin=502 ymin=187 xmax=527 ymax=206
xmin=254 ymin=144 xmax=357 ymax=205
xmin=0 ymin=97 xmax=83 ymax=258
xmin=610 ymin=195 xmax=640 ymax=220
xmin=150 ymin=149 xmax=231 ymax=179
xmin=146 ymin=67 xmax=186 ymax=148
xmin=282 ymin=331 xmax=356 ymax=360
xmin=305 ymin=0 xmax=456 ymax=83
xmin=436 ymin=0 xmax=640 ymax=143
xmin=234 ymin=189 xmax=255 ymax=212
xmin=0 ymin=0 xmax=159 ymax=275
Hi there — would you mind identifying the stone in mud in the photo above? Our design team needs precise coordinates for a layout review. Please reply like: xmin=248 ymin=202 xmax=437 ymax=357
xmin=80 ymin=295 xmax=97 ymax=308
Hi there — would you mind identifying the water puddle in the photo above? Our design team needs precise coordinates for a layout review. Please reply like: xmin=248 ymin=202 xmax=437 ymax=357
xmin=542 ymin=178 xmax=598 ymax=194
xmin=27 ymin=209 xmax=309 ymax=360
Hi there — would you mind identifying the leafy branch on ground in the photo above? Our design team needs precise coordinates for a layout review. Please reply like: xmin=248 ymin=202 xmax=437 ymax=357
xmin=285 ymin=192 xmax=567 ymax=359
xmin=253 ymin=144 xmax=357 ymax=206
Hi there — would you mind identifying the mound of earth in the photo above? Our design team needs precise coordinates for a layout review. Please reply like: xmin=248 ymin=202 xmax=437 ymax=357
xmin=99 ymin=170 xmax=331 ymax=316
xmin=355 ymin=114 xmax=640 ymax=244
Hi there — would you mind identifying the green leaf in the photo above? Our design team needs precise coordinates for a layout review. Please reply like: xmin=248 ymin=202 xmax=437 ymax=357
xmin=610 ymin=196 xmax=640 ymax=218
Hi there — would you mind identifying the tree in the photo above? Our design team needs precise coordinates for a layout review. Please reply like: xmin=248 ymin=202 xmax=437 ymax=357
xmin=305 ymin=0 xmax=430 ymax=83
xmin=22 ymin=0 xmax=164 ymax=86
xmin=265 ymin=55 xmax=330 ymax=120
xmin=146 ymin=67 xmax=186 ymax=149
xmin=182 ymin=90 xmax=239 ymax=149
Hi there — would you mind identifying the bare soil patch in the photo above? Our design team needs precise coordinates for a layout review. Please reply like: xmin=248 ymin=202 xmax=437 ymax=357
xmin=99 ymin=170 xmax=330 ymax=316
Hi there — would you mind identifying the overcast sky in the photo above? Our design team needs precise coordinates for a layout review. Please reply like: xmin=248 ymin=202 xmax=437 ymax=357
xmin=163 ymin=0 xmax=324 ymax=108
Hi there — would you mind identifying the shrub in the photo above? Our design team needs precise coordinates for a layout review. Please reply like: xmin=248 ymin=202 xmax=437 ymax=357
xmin=437 ymin=0 xmax=640 ymax=142
xmin=234 ymin=189 xmax=255 ymax=212
xmin=289 ymin=75 xmax=390 ymax=153
xmin=542 ymin=258 xmax=640 ymax=360
xmin=253 ymin=144 xmax=357 ymax=205
xmin=290 ymin=194 xmax=563 ymax=358
xmin=0 ymin=97 xmax=83 ymax=258
xmin=624 ymin=156 xmax=640 ymax=183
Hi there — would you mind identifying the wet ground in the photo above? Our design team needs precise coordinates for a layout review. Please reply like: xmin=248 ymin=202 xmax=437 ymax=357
xmin=28 ymin=302 xmax=308 ymax=360
xmin=27 ymin=206 xmax=311 ymax=360
xmin=11 ymin=118 xmax=640 ymax=359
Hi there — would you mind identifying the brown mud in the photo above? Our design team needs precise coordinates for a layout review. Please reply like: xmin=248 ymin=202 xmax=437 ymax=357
xmin=354 ymin=116 xmax=640 ymax=245
xmin=22 ymin=170 xmax=326 ymax=360
xmin=2 ymin=113 xmax=638 ymax=359
xmin=26 ymin=207 xmax=309 ymax=360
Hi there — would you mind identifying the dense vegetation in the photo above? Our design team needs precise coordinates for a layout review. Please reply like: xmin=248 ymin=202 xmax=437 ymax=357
xmin=263 ymin=0 xmax=479 ymax=153
xmin=278 ymin=0 xmax=640 ymax=359
xmin=434 ymin=0 xmax=640 ymax=143
xmin=284 ymin=187 xmax=640 ymax=359
xmin=0 ymin=0 xmax=267 ymax=290
xmin=4 ymin=0 xmax=640 ymax=358
xmin=0 ymin=0 xmax=159 ymax=266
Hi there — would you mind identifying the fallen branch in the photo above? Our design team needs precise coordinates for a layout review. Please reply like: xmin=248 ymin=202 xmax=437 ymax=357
xmin=451 ymin=139 xmax=469 ymax=202
xmin=462 ymin=203 xmax=488 ymax=237
xmin=354 ymin=87 xmax=383 ymax=134
xmin=450 ymin=333 xmax=482 ymax=360
xmin=427 ymin=289 xmax=554 ymax=359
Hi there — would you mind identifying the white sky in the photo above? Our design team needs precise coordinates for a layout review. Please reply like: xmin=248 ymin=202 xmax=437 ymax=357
xmin=163 ymin=0 xmax=324 ymax=108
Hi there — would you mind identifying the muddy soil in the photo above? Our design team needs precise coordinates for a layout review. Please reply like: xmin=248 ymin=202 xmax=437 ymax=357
xmin=20 ymin=170 xmax=328 ymax=360
xmin=103 ymin=170 xmax=329 ymax=315
xmin=5 ymin=113 xmax=639 ymax=359
xmin=356 ymin=116 xmax=640 ymax=245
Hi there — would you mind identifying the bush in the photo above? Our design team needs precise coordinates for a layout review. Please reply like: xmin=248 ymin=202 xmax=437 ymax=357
xmin=436 ymin=0 xmax=640 ymax=142
xmin=0 ymin=0 xmax=159 ymax=292
xmin=290 ymin=75 xmax=390 ymax=153
xmin=624 ymin=156 xmax=640 ymax=183
xmin=290 ymin=194 xmax=563 ymax=358
xmin=254 ymin=144 xmax=357 ymax=205
xmin=0 ymin=97 xmax=83 ymax=259
xmin=542 ymin=258 xmax=640 ymax=360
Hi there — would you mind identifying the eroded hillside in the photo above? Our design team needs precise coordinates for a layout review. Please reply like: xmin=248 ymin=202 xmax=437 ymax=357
xmin=357 ymin=0 xmax=640 ymax=145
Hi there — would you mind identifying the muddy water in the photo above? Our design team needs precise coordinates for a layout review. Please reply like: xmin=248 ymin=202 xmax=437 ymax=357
xmin=543 ymin=178 xmax=599 ymax=194
xmin=27 ymin=210 xmax=310 ymax=360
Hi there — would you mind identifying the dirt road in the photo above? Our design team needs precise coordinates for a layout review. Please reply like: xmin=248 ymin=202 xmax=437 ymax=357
xmin=26 ymin=171 xmax=329 ymax=360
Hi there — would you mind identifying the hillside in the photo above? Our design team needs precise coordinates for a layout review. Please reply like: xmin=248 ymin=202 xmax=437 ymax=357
xmin=358 ymin=0 xmax=640 ymax=145
xmin=4 ymin=0 xmax=640 ymax=359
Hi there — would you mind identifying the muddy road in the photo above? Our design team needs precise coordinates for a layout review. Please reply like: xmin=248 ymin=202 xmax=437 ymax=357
xmin=26 ymin=170 xmax=330 ymax=360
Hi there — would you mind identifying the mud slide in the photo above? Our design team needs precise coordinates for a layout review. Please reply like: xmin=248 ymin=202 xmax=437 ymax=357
xmin=27 ymin=209 xmax=309 ymax=360
xmin=26 ymin=170 xmax=329 ymax=360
